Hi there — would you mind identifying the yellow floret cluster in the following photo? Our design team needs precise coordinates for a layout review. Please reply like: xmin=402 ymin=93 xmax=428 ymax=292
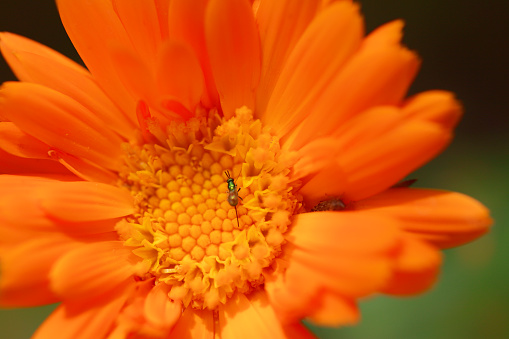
xmin=116 ymin=108 xmax=301 ymax=309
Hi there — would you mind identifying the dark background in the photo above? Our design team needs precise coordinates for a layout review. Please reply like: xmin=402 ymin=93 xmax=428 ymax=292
xmin=0 ymin=1 xmax=507 ymax=338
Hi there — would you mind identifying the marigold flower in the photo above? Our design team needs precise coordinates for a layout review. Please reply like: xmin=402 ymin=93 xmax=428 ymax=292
xmin=0 ymin=0 xmax=492 ymax=338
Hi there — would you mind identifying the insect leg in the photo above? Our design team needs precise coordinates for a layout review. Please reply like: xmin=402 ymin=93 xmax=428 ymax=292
xmin=234 ymin=205 xmax=240 ymax=227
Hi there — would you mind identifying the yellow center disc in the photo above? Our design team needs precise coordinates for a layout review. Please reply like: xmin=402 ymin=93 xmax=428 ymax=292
xmin=116 ymin=107 xmax=301 ymax=310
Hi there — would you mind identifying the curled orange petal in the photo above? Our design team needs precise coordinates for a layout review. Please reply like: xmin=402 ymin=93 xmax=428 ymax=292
xmin=381 ymin=236 xmax=442 ymax=295
xmin=306 ymin=292 xmax=359 ymax=327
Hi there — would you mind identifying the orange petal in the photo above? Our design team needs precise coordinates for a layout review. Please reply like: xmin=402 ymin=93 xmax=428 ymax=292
xmin=255 ymin=0 xmax=322 ymax=114
xmin=48 ymin=149 xmax=118 ymax=184
xmin=218 ymin=291 xmax=302 ymax=339
xmin=0 ymin=173 xmax=67 ymax=190
xmin=0 ymin=33 xmax=136 ymax=140
xmin=361 ymin=19 xmax=404 ymax=48
xmin=282 ymin=212 xmax=399 ymax=306
xmin=297 ymin=97 xmax=461 ymax=205
xmin=0 ymin=176 xmax=121 ymax=242
xmin=156 ymin=40 xmax=205 ymax=112
xmin=381 ymin=236 xmax=442 ymax=295
xmin=330 ymin=106 xmax=405 ymax=147
xmin=402 ymin=90 xmax=463 ymax=129
xmin=39 ymin=181 xmax=134 ymax=222
xmin=155 ymin=0 xmax=171 ymax=40
xmin=109 ymin=46 xmax=155 ymax=109
xmin=0 ymin=123 xmax=115 ymax=183
xmin=284 ymin=45 xmax=420 ymax=151
xmin=109 ymin=279 xmax=182 ymax=338
xmin=288 ymin=211 xmax=399 ymax=254
xmin=0 ymin=236 xmax=77 ymax=307
xmin=205 ymin=0 xmax=261 ymax=118
xmin=112 ymin=0 xmax=162 ymax=65
xmin=0 ymin=178 xmax=72 ymax=244
xmin=267 ymin=213 xmax=398 ymax=326
xmin=264 ymin=267 xmax=313 ymax=324
xmin=143 ymin=283 xmax=182 ymax=330
xmin=265 ymin=261 xmax=359 ymax=329
xmin=297 ymin=160 xmax=348 ymax=209
xmin=168 ymin=0 xmax=219 ymax=108
xmin=56 ymin=0 xmax=137 ymax=122
xmin=0 ymin=122 xmax=56 ymax=159
xmin=0 ymin=149 xmax=70 ymax=175
xmin=32 ymin=288 xmax=130 ymax=339
xmin=352 ymin=188 xmax=493 ymax=248
xmin=0 ymin=221 xmax=118 ymax=251
xmin=50 ymin=241 xmax=138 ymax=300
xmin=319 ymin=0 xmax=354 ymax=8
xmin=282 ymin=20 xmax=419 ymax=151
xmin=291 ymin=137 xmax=345 ymax=181
xmin=0 ymin=32 xmax=85 ymax=82
xmin=341 ymin=121 xmax=449 ymax=201
xmin=306 ymin=292 xmax=359 ymax=326
xmin=264 ymin=1 xmax=363 ymax=137
xmin=168 ymin=307 xmax=214 ymax=339
xmin=281 ymin=323 xmax=317 ymax=339
xmin=299 ymin=110 xmax=452 ymax=205
xmin=285 ymin=243 xmax=393 ymax=299
xmin=0 ymin=82 xmax=123 ymax=171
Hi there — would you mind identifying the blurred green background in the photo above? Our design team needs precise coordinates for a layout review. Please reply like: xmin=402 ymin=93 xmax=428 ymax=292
xmin=0 ymin=0 xmax=507 ymax=338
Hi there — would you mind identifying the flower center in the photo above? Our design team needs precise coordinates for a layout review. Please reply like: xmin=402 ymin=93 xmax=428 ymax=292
xmin=115 ymin=108 xmax=300 ymax=309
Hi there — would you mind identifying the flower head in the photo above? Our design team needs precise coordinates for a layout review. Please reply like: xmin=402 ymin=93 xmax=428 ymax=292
xmin=0 ymin=0 xmax=492 ymax=338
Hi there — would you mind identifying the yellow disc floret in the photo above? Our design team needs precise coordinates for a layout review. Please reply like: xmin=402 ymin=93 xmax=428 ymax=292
xmin=115 ymin=107 xmax=301 ymax=310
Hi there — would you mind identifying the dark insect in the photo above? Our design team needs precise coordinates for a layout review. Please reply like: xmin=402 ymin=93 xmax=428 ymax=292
xmin=311 ymin=198 xmax=346 ymax=212
xmin=225 ymin=170 xmax=243 ymax=227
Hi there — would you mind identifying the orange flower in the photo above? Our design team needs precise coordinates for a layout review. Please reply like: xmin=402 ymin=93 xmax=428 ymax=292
xmin=0 ymin=0 xmax=492 ymax=338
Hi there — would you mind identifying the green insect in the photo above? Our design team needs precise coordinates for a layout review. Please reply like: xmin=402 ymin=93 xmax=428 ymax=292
xmin=225 ymin=170 xmax=243 ymax=227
